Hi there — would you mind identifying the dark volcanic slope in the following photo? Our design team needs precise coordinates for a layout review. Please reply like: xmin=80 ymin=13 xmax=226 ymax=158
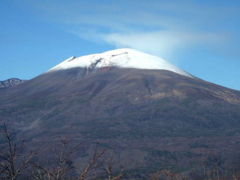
xmin=1 ymin=68 xmax=240 ymax=176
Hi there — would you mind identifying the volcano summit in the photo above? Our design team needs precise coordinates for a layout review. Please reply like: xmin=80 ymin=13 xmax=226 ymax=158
xmin=49 ymin=48 xmax=192 ymax=77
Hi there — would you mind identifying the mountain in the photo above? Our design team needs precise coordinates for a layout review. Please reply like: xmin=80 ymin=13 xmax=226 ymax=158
xmin=0 ymin=78 xmax=25 ymax=89
xmin=49 ymin=48 xmax=192 ymax=78
xmin=0 ymin=49 xmax=240 ymax=178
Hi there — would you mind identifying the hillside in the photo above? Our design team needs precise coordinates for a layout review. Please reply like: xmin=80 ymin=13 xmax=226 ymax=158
xmin=0 ymin=49 xmax=240 ymax=178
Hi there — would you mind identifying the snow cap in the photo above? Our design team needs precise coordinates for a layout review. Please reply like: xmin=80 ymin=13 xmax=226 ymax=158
xmin=49 ymin=48 xmax=192 ymax=77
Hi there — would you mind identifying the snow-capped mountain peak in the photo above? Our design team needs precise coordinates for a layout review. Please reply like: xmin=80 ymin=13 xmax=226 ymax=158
xmin=49 ymin=48 xmax=192 ymax=77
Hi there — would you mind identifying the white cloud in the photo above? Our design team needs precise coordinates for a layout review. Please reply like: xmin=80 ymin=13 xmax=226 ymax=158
xmin=21 ymin=0 xmax=239 ymax=59
xmin=70 ymin=29 xmax=228 ymax=60
xmin=104 ymin=31 xmax=184 ymax=57
xmin=103 ymin=31 xmax=226 ymax=58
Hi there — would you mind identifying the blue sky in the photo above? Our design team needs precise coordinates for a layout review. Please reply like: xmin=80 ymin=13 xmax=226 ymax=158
xmin=1 ymin=0 xmax=240 ymax=90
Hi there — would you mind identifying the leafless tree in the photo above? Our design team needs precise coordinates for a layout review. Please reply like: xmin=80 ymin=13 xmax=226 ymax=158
xmin=103 ymin=156 xmax=124 ymax=180
xmin=78 ymin=147 xmax=105 ymax=180
xmin=0 ymin=122 xmax=35 ymax=180
xmin=0 ymin=122 xmax=125 ymax=180
xmin=32 ymin=137 xmax=78 ymax=180
xmin=32 ymin=138 xmax=107 ymax=180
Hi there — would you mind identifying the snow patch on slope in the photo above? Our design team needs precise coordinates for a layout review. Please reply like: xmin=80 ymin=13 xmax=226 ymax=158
xmin=49 ymin=48 xmax=192 ymax=77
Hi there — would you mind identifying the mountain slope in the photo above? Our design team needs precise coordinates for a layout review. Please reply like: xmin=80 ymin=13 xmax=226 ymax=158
xmin=0 ymin=78 xmax=25 ymax=89
xmin=0 ymin=49 xmax=240 ymax=178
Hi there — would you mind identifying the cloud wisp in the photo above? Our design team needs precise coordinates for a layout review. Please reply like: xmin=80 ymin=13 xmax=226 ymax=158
xmin=24 ymin=0 xmax=240 ymax=58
